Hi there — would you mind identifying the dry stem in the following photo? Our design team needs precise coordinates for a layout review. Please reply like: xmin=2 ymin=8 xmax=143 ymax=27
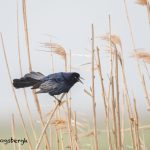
xmin=91 ymin=24 xmax=99 ymax=150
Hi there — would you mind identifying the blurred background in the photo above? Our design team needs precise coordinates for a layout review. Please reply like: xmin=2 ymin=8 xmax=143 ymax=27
xmin=0 ymin=0 xmax=150 ymax=149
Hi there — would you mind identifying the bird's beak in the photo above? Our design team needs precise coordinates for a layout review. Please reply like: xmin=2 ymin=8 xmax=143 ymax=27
xmin=78 ymin=77 xmax=84 ymax=84
xmin=80 ymin=76 xmax=84 ymax=80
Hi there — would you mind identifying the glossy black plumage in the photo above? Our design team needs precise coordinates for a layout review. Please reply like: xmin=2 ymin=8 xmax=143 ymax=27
xmin=13 ymin=71 xmax=82 ymax=96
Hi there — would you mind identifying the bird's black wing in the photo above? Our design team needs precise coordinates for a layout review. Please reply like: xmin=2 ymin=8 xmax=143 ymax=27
xmin=36 ymin=75 xmax=67 ymax=95
xmin=24 ymin=71 xmax=45 ymax=80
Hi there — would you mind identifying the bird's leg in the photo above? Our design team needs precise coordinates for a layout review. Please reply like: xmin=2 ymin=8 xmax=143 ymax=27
xmin=53 ymin=96 xmax=61 ymax=105
xmin=60 ymin=93 xmax=66 ymax=101
xmin=53 ymin=93 xmax=66 ymax=105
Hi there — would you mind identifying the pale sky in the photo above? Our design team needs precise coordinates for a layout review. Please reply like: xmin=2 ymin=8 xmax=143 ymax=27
xmin=0 ymin=0 xmax=150 ymax=123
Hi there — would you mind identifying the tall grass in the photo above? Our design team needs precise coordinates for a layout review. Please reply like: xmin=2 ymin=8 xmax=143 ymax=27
xmin=1 ymin=0 xmax=150 ymax=150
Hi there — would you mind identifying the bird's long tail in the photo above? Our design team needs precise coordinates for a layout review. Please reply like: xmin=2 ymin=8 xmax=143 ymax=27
xmin=13 ymin=71 xmax=45 ymax=89
xmin=13 ymin=77 xmax=39 ymax=88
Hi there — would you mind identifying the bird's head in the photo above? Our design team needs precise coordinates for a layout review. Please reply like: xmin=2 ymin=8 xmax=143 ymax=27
xmin=62 ymin=72 xmax=83 ymax=85
xmin=70 ymin=72 xmax=83 ymax=84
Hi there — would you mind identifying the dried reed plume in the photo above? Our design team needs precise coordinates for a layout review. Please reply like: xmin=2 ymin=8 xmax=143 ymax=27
xmin=42 ymin=42 xmax=66 ymax=59
xmin=135 ymin=0 xmax=148 ymax=5
xmin=51 ymin=118 xmax=66 ymax=128
xmin=131 ymin=50 xmax=150 ymax=63
xmin=135 ymin=0 xmax=150 ymax=28
xmin=98 ymin=34 xmax=122 ymax=47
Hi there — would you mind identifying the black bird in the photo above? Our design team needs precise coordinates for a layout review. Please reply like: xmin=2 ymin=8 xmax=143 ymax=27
xmin=13 ymin=71 xmax=83 ymax=104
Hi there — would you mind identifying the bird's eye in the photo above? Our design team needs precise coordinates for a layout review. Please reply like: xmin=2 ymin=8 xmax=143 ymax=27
xmin=74 ymin=76 xmax=78 ymax=80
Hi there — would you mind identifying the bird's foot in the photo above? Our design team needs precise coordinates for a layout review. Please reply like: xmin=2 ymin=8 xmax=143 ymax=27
xmin=57 ymin=100 xmax=61 ymax=106
xmin=53 ymin=96 xmax=62 ymax=106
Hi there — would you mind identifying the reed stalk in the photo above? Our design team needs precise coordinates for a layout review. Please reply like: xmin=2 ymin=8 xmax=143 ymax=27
xmin=0 ymin=33 xmax=32 ymax=150
xmin=111 ymin=77 xmax=118 ymax=150
xmin=49 ymin=127 xmax=53 ymax=150
xmin=58 ymin=107 xmax=65 ymax=150
xmin=64 ymin=54 xmax=73 ymax=150
xmin=49 ymin=40 xmax=55 ymax=73
xmin=73 ymin=111 xmax=79 ymax=150
xmin=108 ymin=15 xmax=115 ymax=150
xmin=123 ymin=0 xmax=136 ymax=48
xmin=21 ymin=0 xmax=50 ymax=149
xmin=123 ymin=1 xmax=147 ymax=148
xmin=35 ymin=103 xmax=59 ymax=150
xmin=16 ymin=1 xmax=37 ymax=142
xmin=55 ymin=126 xmax=60 ymax=150
xmin=11 ymin=114 xmax=17 ymax=150
xmin=114 ymin=46 xmax=122 ymax=149
xmin=91 ymin=24 xmax=99 ymax=150
xmin=121 ymin=92 xmax=125 ymax=149
xmin=141 ymin=74 xmax=150 ymax=109
xmin=22 ymin=0 xmax=32 ymax=71
xmin=123 ymin=0 xmax=150 ymax=112
xmin=133 ymin=95 xmax=141 ymax=150
xmin=35 ymin=93 xmax=65 ymax=150
xmin=123 ymin=80 xmax=136 ymax=150
xmin=119 ymin=51 xmax=136 ymax=149
xmin=96 ymin=47 xmax=112 ymax=150
xmin=55 ymin=102 xmax=64 ymax=150
xmin=145 ymin=0 xmax=150 ymax=26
